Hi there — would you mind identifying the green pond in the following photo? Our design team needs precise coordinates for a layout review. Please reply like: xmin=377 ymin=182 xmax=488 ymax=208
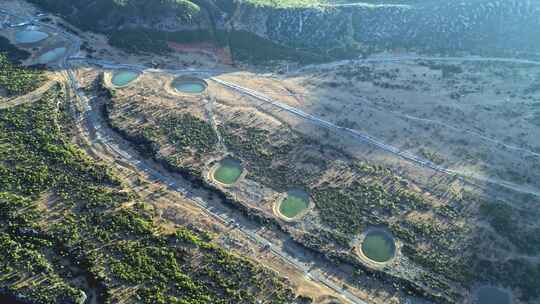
xmin=37 ymin=47 xmax=66 ymax=64
xmin=173 ymin=79 xmax=207 ymax=93
xmin=213 ymin=158 xmax=243 ymax=185
xmin=361 ymin=230 xmax=396 ymax=263
xmin=279 ymin=190 xmax=309 ymax=219
xmin=15 ymin=30 xmax=48 ymax=44
xmin=475 ymin=286 xmax=511 ymax=304
xmin=112 ymin=70 xmax=139 ymax=87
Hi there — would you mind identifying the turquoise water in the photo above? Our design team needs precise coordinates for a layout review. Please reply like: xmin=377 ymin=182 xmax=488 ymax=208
xmin=15 ymin=30 xmax=48 ymax=44
xmin=173 ymin=79 xmax=207 ymax=93
xmin=279 ymin=190 xmax=309 ymax=219
xmin=37 ymin=47 xmax=66 ymax=64
xmin=361 ymin=230 xmax=396 ymax=263
xmin=111 ymin=70 xmax=139 ymax=87
xmin=213 ymin=158 xmax=243 ymax=185
xmin=475 ymin=286 xmax=511 ymax=304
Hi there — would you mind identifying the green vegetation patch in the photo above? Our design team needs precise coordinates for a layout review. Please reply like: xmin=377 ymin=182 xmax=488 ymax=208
xmin=0 ymin=54 xmax=45 ymax=97
xmin=108 ymin=28 xmax=215 ymax=55
xmin=172 ymin=78 xmax=207 ymax=94
xmin=15 ymin=30 xmax=49 ymax=44
xmin=0 ymin=85 xmax=297 ymax=303
xmin=103 ymin=86 xmax=218 ymax=177
xmin=480 ymin=201 xmax=540 ymax=255
xmin=28 ymin=0 xmax=201 ymax=31
xmin=219 ymin=123 xmax=317 ymax=190
xmin=473 ymin=258 xmax=540 ymax=302
xmin=228 ymin=30 xmax=326 ymax=64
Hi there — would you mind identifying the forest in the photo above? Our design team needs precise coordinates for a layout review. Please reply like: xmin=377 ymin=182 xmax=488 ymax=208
xmin=0 ymin=54 xmax=44 ymax=97
xmin=0 ymin=84 xmax=298 ymax=303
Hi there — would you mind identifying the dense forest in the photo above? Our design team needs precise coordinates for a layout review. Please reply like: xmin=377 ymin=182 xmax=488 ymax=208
xmin=0 ymin=82 xmax=298 ymax=303
xmin=0 ymin=54 xmax=44 ymax=97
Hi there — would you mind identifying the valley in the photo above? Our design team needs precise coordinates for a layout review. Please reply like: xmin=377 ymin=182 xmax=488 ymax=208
xmin=1 ymin=1 xmax=540 ymax=304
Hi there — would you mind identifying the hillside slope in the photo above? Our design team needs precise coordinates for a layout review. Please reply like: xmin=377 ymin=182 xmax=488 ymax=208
xmin=29 ymin=0 xmax=540 ymax=61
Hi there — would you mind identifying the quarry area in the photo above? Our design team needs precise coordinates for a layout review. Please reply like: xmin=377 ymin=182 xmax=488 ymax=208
xmin=1 ymin=1 xmax=540 ymax=304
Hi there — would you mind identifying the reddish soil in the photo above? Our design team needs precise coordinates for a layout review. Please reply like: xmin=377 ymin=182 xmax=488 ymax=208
xmin=168 ymin=41 xmax=233 ymax=65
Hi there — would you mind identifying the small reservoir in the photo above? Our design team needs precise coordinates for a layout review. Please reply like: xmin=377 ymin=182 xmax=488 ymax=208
xmin=37 ymin=47 xmax=66 ymax=64
xmin=361 ymin=229 xmax=396 ymax=263
xmin=111 ymin=70 xmax=140 ymax=87
xmin=279 ymin=189 xmax=310 ymax=219
xmin=172 ymin=77 xmax=207 ymax=94
xmin=213 ymin=158 xmax=243 ymax=185
xmin=15 ymin=30 xmax=48 ymax=44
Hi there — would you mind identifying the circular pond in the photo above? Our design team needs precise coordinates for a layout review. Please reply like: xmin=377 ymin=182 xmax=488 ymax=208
xmin=172 ymin=77 xmax=207 ymax=94
xmin=15 ymin=30 xmax=48 ymax=44
xmin=37 ymin=47 xmax=66 ymax=64
xmin=213 ymin=158 xmax=243 ymax=185
xmin=361 ymin=229 xmax=396 ymax=263
xmin=279 ymin=189 xmax=310 ymax=219
xmin=474 ymin=286 xmax=511 ymax=304
xmin=111 ymin=70 xmax=140 ymax=87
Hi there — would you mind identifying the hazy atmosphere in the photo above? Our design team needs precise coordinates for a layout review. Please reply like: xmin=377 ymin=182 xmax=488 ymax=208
xmin=1 ymin=1 xmax=539 ymax=304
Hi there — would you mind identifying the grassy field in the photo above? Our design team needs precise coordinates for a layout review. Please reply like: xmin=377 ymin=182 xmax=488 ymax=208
xmin=0 ymin=54 xmax=45 ymax=97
